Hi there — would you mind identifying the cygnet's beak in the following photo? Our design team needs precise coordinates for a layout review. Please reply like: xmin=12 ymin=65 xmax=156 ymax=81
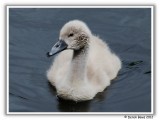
xmin=47 ymin=40 xmax=68 ymax=57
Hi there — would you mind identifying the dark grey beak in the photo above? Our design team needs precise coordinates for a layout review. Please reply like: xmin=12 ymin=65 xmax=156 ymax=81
xmin=47 ymin=40 xmax=68 ymax=57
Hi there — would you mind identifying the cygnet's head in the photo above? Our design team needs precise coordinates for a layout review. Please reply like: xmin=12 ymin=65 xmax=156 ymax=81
xmin=47 ymin=20 xmax=92 ymax=57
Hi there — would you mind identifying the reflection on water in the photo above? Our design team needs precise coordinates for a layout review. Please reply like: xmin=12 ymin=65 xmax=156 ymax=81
xmin=9 ymin=8 xmax=151 ymax=112
xmin=58 ymin=98 xmax=91 ymax=112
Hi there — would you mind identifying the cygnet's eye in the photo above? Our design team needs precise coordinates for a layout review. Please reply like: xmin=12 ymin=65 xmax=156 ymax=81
xmin=68 ymin=33 xmax=74 ymax=37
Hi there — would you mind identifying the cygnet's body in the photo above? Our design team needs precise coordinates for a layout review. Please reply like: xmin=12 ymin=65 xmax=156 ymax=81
xmin=47 ymin=20 xmax=121 ymax=101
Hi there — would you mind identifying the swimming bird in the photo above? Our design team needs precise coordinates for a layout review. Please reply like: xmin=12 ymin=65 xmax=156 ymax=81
xmin=47 ymin=20 xmax=121 ymax=101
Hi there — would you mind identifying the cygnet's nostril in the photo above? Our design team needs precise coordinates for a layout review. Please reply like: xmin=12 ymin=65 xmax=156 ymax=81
xmin=55 ymin=44 xmax=59 ymax=48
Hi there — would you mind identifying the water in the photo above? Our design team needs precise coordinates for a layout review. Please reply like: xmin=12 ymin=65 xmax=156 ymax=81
xmin=9 ymin=8 xmax=151 ymax=112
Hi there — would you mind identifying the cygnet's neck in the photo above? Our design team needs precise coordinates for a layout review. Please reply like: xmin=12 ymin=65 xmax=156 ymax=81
xmin=69 ymin=45 xmax=89 ymax=83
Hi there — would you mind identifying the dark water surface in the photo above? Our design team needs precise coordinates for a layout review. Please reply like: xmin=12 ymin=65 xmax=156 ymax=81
xmin=9 ymin=8 xmax=151 ymax=112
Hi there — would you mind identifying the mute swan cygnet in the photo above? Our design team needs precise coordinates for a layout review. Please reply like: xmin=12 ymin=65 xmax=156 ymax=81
xmin=47 ymin=20 xmax=121 ymax=101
